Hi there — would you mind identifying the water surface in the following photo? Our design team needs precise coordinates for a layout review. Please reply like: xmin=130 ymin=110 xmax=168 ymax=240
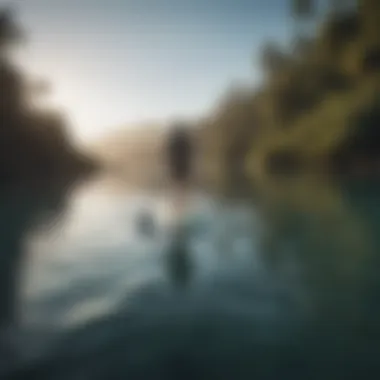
xmin=1 ymin=176 xmax=380 ymax=379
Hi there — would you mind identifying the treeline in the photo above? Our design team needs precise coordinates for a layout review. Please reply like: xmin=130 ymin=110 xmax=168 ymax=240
xmin=0 ymin=9 xmax=97 ymax=185
xmin=199 ymin=0 xmax=380 ymax=181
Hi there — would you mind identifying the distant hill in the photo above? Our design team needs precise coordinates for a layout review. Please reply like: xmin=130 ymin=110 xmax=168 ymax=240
xmin=90 ymin=123 xmax=165 ymax=162
xmin=88 ymin=123 xmax=168 ymax=186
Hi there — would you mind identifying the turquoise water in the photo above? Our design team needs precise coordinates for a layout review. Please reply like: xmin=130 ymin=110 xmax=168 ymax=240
xmin=1 ymin=176 xmax=380 ymax=379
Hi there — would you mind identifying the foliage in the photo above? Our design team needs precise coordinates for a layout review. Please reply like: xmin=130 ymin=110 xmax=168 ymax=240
xmin=0 ymin=8 xmax=96 ymax=184
xmin=200 ymin=0 xmax=380 ymax=180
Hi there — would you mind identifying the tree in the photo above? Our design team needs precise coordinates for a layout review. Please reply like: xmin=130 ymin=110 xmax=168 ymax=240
xmin=0 ymin=8 xmax=22 ymax=53
xmin=292 ymin=0 xmax=315 ymax=19
xmin=260 ymin=42 xmax=290 ymax=75
xmin=0 ymin=7 xmax=96 ymax=183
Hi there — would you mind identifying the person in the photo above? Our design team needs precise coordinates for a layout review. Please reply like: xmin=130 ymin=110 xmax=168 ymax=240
xmin=167 ymin=123 xmax=193 ymax=187
xmin=166 ymin=123 xmax=194 ymax=219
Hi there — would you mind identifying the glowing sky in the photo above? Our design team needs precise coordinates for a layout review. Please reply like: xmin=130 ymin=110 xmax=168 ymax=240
xmin=9 ymin=0 xmax=293 ymax=143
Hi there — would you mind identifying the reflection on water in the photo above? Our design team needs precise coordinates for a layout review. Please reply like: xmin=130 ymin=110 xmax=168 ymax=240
xmin=166 ymin=224 xmax=193 ymax=290
xmin=1 ymin=175 xmax=380 ymax=379
xmin=0 ymin=182 xmax=70 ymax=375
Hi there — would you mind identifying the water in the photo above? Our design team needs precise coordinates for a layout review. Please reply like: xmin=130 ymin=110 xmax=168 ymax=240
xmin=1 ymin=175 xmax=380 ymax=379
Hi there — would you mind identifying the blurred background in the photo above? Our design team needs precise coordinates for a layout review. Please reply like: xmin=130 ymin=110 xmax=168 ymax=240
xmin=1 ymin=1 xmax=380 ymax=379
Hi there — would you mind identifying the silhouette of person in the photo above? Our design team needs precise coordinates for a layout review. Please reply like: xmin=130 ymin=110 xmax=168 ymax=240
xmin=167 ymin=123 xmax=193 ymax=187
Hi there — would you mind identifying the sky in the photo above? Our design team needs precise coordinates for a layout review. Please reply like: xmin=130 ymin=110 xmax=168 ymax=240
xmin=5 ymin=0 xmax=294 ymax=143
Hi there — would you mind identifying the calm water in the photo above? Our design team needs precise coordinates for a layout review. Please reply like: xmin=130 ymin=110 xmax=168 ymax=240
xmin=1 ymin=176 xmax=380 ymax=379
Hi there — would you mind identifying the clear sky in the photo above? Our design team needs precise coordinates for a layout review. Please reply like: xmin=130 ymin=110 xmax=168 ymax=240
xmin=7 ymin=0 xmax=294 ymax=143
